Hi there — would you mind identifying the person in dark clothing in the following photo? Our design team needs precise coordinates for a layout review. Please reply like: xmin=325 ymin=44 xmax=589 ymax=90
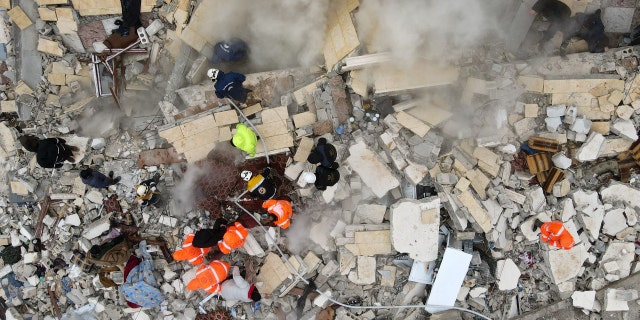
xmin=113 ymin=0 xmax=142 ymax=37
xmin=18 ymin=135 xmax=78 ymax=168
xmin=80 ymin=168 xmax=121 ymax=189
xmin=192 ymin=219 xmax=229 ymax=248
xmin=314 ymin=166 xmax=340 ymax=191
xmin=307 ymin=138 xmax=339 ymax=169
xmin=562 ymin=9 xmax=609 ymax=53
xmin=212 ymin=39 xmax=249 ymax=63
xmin=530 ymin=0 xmax=571 ymax=42
xmin=208 ymin=68 xmax=250 ymax=104
xmin=242 ymin=167 xmax=277 ymax=200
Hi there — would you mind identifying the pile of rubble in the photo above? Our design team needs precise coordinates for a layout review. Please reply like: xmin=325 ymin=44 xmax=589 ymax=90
xmin=0 ymin=0 xmax=640 ymax=320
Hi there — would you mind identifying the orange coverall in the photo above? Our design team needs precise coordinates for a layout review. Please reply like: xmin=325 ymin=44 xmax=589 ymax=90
xmin=262 ymin=199 xmax=293 ymax=229
xmin=218 ymin=222 xmax=249 ymax=254
xmin=540 ymin=221 xmax=574 ymax=250
xmin=186 ymin=260 xmax=230 ymax=293
xmin=172 ymin=233 xmax=212 ymax=265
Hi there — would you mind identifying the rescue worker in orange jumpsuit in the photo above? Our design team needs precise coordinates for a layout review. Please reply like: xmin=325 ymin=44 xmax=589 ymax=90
xmin=533 ymin=219 xmax=575 ymax=250
xmin=261 ymin=199 xmax=293 ymax=229
xmin=218 ymin=222 xmax=249 ymax=254
xmin=172 ymin=233 xmax=212 ymax=265
xmin=186 ymin=260 xmax=230 ymax=294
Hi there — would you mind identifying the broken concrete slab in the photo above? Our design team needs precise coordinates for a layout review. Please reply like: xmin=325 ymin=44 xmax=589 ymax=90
xmin=545 ymin=244 xmax=588 ymax=284
xmin=347 ymin=140 xmax=400 ymax=198
xmin=390 ymin=198 xmax=440 ymax=262
xmin=496 ymin=258 xmax=521 ymax=291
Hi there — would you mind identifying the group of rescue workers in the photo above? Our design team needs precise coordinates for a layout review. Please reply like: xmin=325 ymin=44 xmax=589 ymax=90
xmin=17 ymin=36 xmax=576 ymax=309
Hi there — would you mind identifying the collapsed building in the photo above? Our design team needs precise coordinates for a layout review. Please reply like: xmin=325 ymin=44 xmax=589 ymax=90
xmin=0 ymin=0 xmax=638 ymax=319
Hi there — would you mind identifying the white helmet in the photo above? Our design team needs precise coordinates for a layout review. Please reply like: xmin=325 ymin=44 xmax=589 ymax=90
xmin=241 ymin=170 xmax=253 ymax=181
xmin=136 ymin=185 xmax=148 ymax=196
xmin=301 ymin=171 xmax=316 ymax=183
xmin=207 ymin=68 xmax=220 ymax=81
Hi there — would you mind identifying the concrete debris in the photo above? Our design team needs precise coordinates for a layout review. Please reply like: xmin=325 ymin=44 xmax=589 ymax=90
xmin=0 ymin=1 xmax=640 ymax=319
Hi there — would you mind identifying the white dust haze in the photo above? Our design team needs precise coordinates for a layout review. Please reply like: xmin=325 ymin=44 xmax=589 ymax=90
xmin=200 ymin=0 xmax=329 ymax=70
xmin=356 ymin=0 xmax=504 ymax=64
xmin=171 ymin=163 xmax=205 ymax=216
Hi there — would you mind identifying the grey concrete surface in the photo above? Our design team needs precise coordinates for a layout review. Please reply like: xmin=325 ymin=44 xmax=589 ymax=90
xmin=15 ymin=0 xmax=42 ymax=90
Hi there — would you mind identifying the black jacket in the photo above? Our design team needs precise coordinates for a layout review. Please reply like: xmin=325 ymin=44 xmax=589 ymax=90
xmin=81 ymin=169 xmax=112 ymax=189
xmin=533 ymin=0 xmax=571 ymax=22
xmin=308 ymin=138 xmax=339 ymax=169
xmin=314 ymin=166 xmax=340 ymax=191
xmin=37 ymin=138 xmax=70 ymax=168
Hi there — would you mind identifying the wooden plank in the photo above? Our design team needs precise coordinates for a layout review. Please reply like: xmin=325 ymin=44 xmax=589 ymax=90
xmin=172 ymin=128 xmax=219 ymax=153
xmin=38 ymin=7 xmax=58 ymax=21
xmin=179 ymin=114 xmax=216 ymax=137
xmin=158 ymin=125 xmax=184 ymax=142
xmin=8 ymin=6 xmax=33 ymax=30
xmin=396 ymin=111 xmax=430 ymax=137
xmin=526 ymin=153 xmax=552 ymax=174
xmin=528 ymin=137 xmax=560 ymax=152
xmin=255 ymin=133 xmax=294 ymax=154
xmin=542 ymin=168 xmax=564 ymax=194
xmin=213 ymin=110 xmax=238 ymax=126
xmin=261 ymin=106 xmax=289 ymax=124
xmin=37 ymin=38 xmax=64 ymax=57
xmin=254 ymin=121 xmax=289 ymax=138
xmin=47 ymin=73 xmax=66 ymax=86
xmin=543 ymin=78 xmax=624 ymax=94
xmin=292 ymin=112 xmax=317 ymax=128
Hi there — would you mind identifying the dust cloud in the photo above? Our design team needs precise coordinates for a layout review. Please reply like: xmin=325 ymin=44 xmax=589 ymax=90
xmin=171 ymin=163 xmax=205 ymax=216
xmin=355 ymin=0 xmax=504 ymax=64
xmin=198 ymin=0 xmax=329 ymax=70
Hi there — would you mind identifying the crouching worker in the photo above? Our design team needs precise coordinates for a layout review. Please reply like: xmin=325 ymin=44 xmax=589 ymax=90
xmin=300 ymin=167 xmax=340 ymax=191
xmin=241 ymin=168 xmax=276 ymax=200
xmin=173 ymin=233 xmax=212 ymax=265
xmin=18 ymin=135 xmax=79 ymax=168
xmin=307 ymin=137 xmax=339 ymax=169
xmin=261 ymin=199 xmax=292 ymax=229
xmin=533 ymin=219 xmax=574 ymax=250
xmin=135 ymin=175 xmax=161 ymax=206
xmin=219 ymin=266 xmax=261 ymax=303
xmin=231 ymin=123 xmax=258 ymax=157
xmin=218 ymin=222 xmax=249 ymax=255
xmin=187 ymin=260 xmax=230 ymax=294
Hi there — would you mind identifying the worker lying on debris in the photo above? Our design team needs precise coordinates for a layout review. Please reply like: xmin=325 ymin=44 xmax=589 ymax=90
xmin=192 ymin=219 xmax=229 ymax=249
xmin=261 ymin=199 xmax=293 ymax=229
xmin=80 ymin=168 xmax=121 ymax=189
xmin=186 ymin=260 xmax=231 ymax=294
xmin=18 ymin=135 xmax=79 ymax=168
xmin=173 ymin=232 xmax=212 ymax=265
xmin=533 ymin=219 xmax=575 ymax=250
xmin=212 ymin=39 xmax=249 ymax=63
xmin=135 ymin=174 xmax=161 ymax=206
xmin=219 ymin=266 xmax=262 ymax=303
xmin=242 ymin=168 xmax=277 ymax=200
xmin=307 ymin=137 xmax=339 ymax=169
xmin=208 ymin=68 xmax=251 ymax=104
xmin=218 ymin=222 xmax=249 ymax=254
xmin=231 ymin=123 xmax=258 ymax=157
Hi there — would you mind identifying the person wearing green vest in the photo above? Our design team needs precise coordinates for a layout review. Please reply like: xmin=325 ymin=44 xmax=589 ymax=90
xmin=231 ymin=123 xmax=258 ymax=156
